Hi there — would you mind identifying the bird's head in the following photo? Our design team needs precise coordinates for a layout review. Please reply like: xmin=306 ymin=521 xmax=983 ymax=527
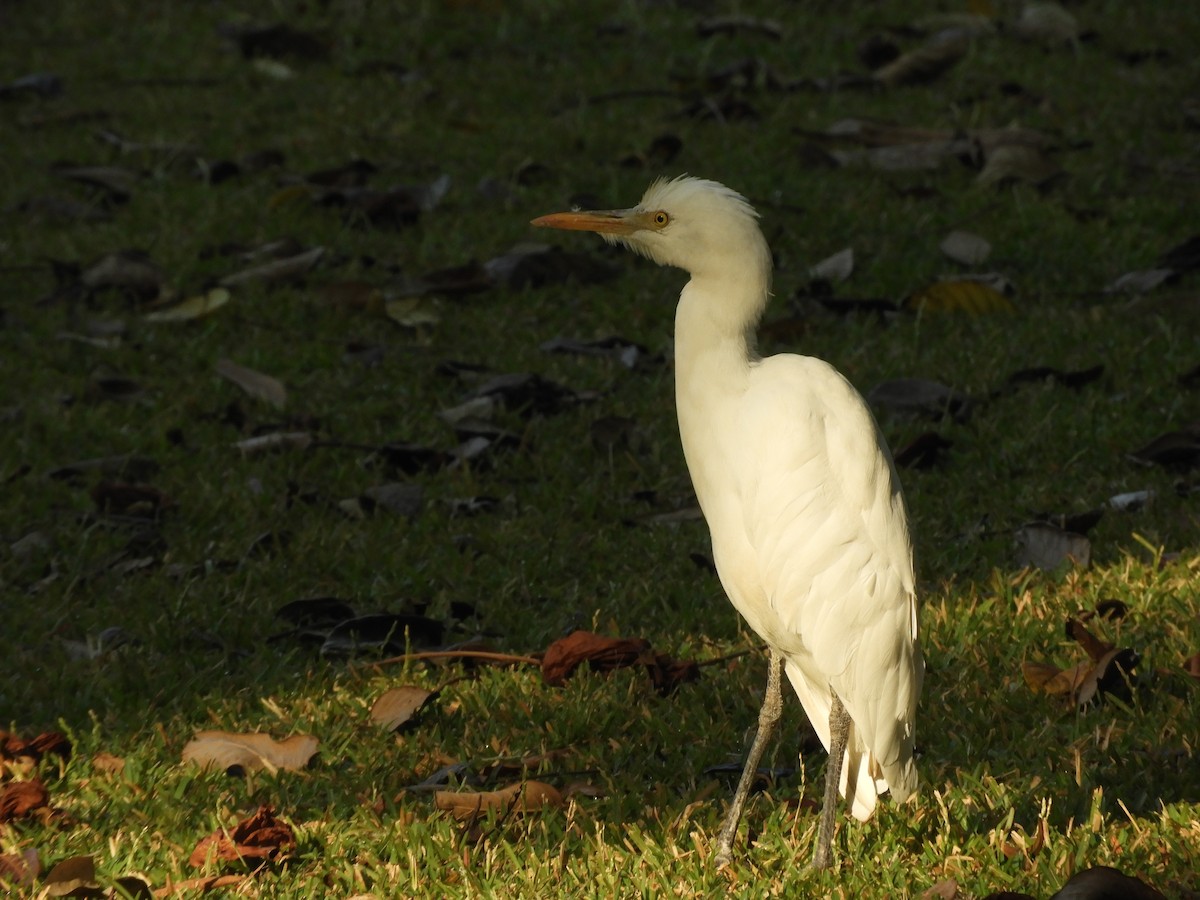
xmin=532 ymin=176 xmax=771 ymax=287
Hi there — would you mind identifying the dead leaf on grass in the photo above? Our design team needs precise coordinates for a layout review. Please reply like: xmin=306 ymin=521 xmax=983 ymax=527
xmin=905 ymin=279 xmax=1014 ymax=314
xmin=1012 ymin=3 xmax=1080 ymax=47
xmin=80 ymin=250 xmax=163 ymax=300
xmin=319 ymin=613 xmax=445 ymax=657
xmin=1016 ymin=522 xmax=1090 ymax=570
xmin=1022 ymin=659 xmax=1090 ymax=696
xmin=219 ymin=246 xmax=324 ymax=287
xmin=91 ymin=752 xmax=126 ymax=776
xmin=143 ymin=287 xmax=230 ymax=323
xmin=181 ymin=732 xmax=318 ymax=775
xmin=921 ymin=878 xmax=959 ymax=899
xmin=977 ymin=144 xmax=1062 ymax=188
xmin=41 ymin=855 xmax=101 ymax=897
xmin=808 ymin=247 xmax=854 ymax=283
xmin=873 ymin=30 xmax=970 ymax=87
xmin=434 ymin=780 xmax=563 ymax=822
xmin=1104 ymin=268 xmax=1174 ymax=294
xmin=189 ymin=805 xmax=296 ymax=869
xmin=215 ymin=358 xmax=287 ymax=409
xmin=867 ymin=378 xmax=971 ymax=420
xmin=0 ymin=848 xmax=39 ymax=888
xmin=1128 ymin=430 xmax=1200 ymax=469
xmin=541 ymin=630 xmax=699 ymax=694
xmin=371 ymin=686 xmax=437 ymax=732
xmin=234 ymin=432 xmax=313 ymax=455
xmin=0 ymin=780 xmax=50 ymax=823
xmin=940 ymin=230 xmax=992 ymax=265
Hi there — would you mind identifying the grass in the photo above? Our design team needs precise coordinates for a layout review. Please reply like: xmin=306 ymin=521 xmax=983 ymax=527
xmin=2 ymin=0 xmax=1199 ymax=896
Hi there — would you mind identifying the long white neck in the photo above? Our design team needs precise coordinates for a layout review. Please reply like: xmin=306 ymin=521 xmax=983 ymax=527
xmin=673 ymin=268 xmax=771 ymax=511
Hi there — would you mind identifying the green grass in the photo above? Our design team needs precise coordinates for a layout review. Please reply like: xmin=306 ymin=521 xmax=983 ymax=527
xmin=2 ymin=0 xmax=1199 ymax=896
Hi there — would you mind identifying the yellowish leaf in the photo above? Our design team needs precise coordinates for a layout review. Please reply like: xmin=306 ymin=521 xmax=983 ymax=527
xmin=905 ymin=279 xmax=1015 ymax=314
xmin=143 ymin=287 xmax=230 ymax=323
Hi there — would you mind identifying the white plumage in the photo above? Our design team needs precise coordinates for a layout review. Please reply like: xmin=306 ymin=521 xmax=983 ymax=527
xmin=533 ymin=176 xmax=922 ymax=868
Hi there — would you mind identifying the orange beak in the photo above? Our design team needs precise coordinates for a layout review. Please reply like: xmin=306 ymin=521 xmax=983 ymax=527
xmin=531 ymin=208 xmax=649 ymax=235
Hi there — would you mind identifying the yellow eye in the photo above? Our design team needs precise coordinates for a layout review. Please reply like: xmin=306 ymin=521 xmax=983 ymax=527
xmin=653 ymin=211 xmax=670 ymax=227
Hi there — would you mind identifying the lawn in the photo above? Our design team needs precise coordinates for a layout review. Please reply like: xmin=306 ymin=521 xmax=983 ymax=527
xmin=1 ymin=1 xmax=1198 ymax=896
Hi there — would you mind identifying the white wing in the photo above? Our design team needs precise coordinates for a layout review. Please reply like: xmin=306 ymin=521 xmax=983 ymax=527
xmin=706 ymin=354 xmax=922 ymax=819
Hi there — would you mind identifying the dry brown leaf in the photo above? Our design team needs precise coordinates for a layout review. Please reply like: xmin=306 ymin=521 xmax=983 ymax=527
xmin=41 ymin=855 xmax=99 ymax=897
xmin=0 ymin=848 xmax=39 ymax=888
xmin=181 ymin=731 xmax=318 ymax=775
xmin=188 ymin=805 xmax=296 ymax=869
xmin=370 ymin=686 xmax=436 ymax=732
xmin=1022 ymin=660 xmax=1090 ymax=696
xmin=216 ymin=358 xmax=287 ymax=409
xmin=541 ymin=631 xmax=653 ymax=685
xmin=143 ymin=287 xmax=231 ymax=323
xmin=92 ymin=752 xmax=126 ymax=776
xmin=434 ymin=780 xmax=563 ymax=822
xmin=1185 ymin=652 xmax=1200 ymax=680
xmin=0 ymin=780 xmax=50 ymax=822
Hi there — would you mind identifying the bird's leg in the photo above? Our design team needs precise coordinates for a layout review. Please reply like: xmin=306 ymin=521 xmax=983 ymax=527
xmin=812 ymin=692 xmax=851 ymax=870
xmin=714 ymin=649 xmax=784 ymax=867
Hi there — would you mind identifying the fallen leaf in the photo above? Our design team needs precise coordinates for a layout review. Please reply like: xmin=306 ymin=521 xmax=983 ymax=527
xmin=541 ymin=631 xmax=652 ymax=686
xmin=143 ymin=287 xmax=230 ymax=323
xmin=874 ymin=30 xmax=970 ymax=87
xmin=434 ymin=780 xmax=563 ymax=822
xmin=868 ymin=378 xmax=971 ymax=420
xmin=905 ymin=279 xmax=1014 ymax=314
xmin=370 ymin=686 xmax=437 ymax=732
xmin=0 ymin=780 xmax=50 ymax=822
xmin=189 ymin=805 xmax=296 ymax=869
xmin=1016 ymin=523 xmax=1090 ymax=570
xmin=808 ymin=247 xmax=854 ymax=283
xmin=0 ymin=849 xmax=39 ymax=887
xmin=1104 ymin=268 xmax=1174 ymax=294
xmin=977 ymin=144 xmax=1062 ymax=188
xmin=92 ymin=752 xmax=126 ymax=776
xmin=181 ymin=732 xmax=318 ymax=775
xmin=1184 ymin=652 xmax=1200 ymax=681
xmin=320 ymin=613 xmax=445 ymax=657
xmin=221 ymin=22 xmax=329 ymax=61
xmin=41 ymin=855 xmax=98 ymax=897
xmin=385 ymin=296 xmax=440 ymax=329
xmin=216 ymin=358 xmax=287 ymax=409
xmin=80 ymin=250 xmax=163 ymax=299
xmin=1075 ymin=647 xmax=1138 ymax=707
xmin=359 ymin=483 xmax=423 ymax=518
xmin=922 ymin=877 xmax=959 ymax=899
xmin=1022 ymin=660 xmax=1090 ymax=696
xmin=1128 ymin=431 xmax=1200 ymax=469
xmin=940 ymin=230 xmax=992 ymax=265
xmin=234 ymin=432 xmax=313 ymax=455
xmin=219 ymin=246 xmax=324 ymax=287
xmin=1012 ymin=3 xmax=1080 ymax=47
xmin=893 ymin=432 xmax=953 ymax=469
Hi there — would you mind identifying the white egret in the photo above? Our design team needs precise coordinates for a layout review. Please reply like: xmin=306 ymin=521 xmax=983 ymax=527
xmin=532 ymin=176 xmax=922 ymax=869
